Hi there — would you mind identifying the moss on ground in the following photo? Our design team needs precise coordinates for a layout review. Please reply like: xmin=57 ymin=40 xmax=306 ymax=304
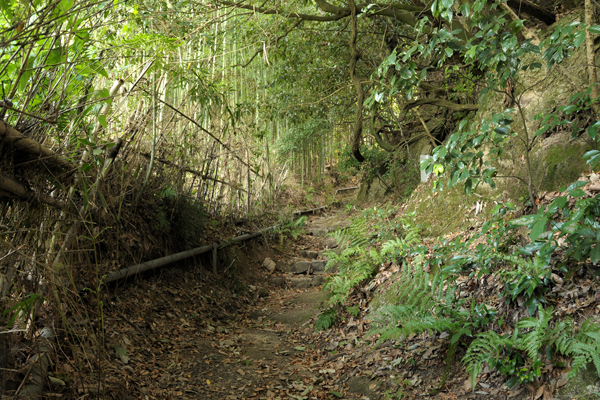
xmin=403 ymin=180 xmax=498 ymax=238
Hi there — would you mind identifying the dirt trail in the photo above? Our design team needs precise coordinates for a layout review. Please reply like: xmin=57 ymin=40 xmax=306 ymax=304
xmin=100 ymin=211 xmax=364 ymax=400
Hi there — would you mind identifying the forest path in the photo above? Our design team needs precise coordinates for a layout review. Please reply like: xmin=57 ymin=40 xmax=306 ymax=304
xmin=100 ymin=210 xmax=375 ymax=400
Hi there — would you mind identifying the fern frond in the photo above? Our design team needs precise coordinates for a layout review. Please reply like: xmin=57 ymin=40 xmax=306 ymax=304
xmin=463 ymin=331 xmax=514 ymax=391
xmin=330 ymin=218 xmax=369 ymax=249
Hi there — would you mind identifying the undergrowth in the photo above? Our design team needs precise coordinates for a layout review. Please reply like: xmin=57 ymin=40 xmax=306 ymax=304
xmin=320 ymin=203 xmax=600 ymax=393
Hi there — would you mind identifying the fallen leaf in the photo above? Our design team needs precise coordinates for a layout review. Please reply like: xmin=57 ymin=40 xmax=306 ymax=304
xmin=534 ymin=385 xmax=544 ymax=400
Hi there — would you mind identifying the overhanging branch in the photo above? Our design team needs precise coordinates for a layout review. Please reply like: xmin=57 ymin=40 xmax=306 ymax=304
xmin=403 ymin=98 xmax=479 ymax=113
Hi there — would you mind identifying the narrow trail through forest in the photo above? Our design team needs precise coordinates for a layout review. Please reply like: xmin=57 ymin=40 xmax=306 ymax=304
xmin=97 ymin=208 xmax=522 ymax=400
xmin=100 ymin=210 xmax=366 ymax=400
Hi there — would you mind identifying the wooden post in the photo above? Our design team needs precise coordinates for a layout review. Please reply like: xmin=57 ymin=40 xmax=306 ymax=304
xmin=212 ymin=242 xmax=218 ymax=273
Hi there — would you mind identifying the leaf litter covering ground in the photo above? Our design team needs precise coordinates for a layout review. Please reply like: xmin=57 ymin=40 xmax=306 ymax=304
xmin=54 ymin=203 xmax=600 ymax=400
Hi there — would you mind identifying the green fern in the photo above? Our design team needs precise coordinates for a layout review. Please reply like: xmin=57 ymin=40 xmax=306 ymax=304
xmin=372 ymin=262 xmax=470 ymax=393
xmin=515 ymin=305 xmax=553 ymax=360
xmin=462 ymin=305 xmax=600 ymax=390
xmin=463 ymin=330 xmax=515 ymax=390
xmin=372 ymin=262 xmax=462 ymax=339
xmin=330 ymin=218 xmax=369 ymax=249
xmin=315 ymin=307 xmax=338 ymax=331
xmin=568 ymin=319 xmax=600 ymax=378
xmin=380 ymin=219 xmax=421 ymax=261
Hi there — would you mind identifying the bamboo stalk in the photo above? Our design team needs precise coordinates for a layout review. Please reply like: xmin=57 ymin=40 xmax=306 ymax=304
xmin=0 ymin=174 xmax=67 ymax=209
xmin=0 ymin=121 xmax=74 ymax=172
xmin=103 ymin=225 xmax=279 ymax=284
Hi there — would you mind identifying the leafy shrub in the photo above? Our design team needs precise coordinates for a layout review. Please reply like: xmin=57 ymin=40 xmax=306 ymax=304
xmin=495 ymin=254 xmax=553 ymax=316
xmin=278 ymin=216 xmax=308 ymax=241
xmin=315 ymin=307 xmax=338 ymax=331
xmin=463 ymin=305 xmax=600 ymax=390
xmin=324 ymin=214 xmax=421 ymax=305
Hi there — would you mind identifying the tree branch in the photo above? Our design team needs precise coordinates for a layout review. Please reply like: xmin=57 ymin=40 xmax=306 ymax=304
xmin=217 ymin=0 xmax=427 ymax=28
xmin=139 ymin=152 xmax=247 ymax=192
xmin=231 ymin=19 xmax=303 ymax=68
xmin=349 ymin=0 xmax=365 ymax=162
xmin=216 ymin=0 xmax=349 ymax=21
xmin=506 ymin=0 xmax=556 ymax=25
xmin=403 ymin=98 xmax=479 ymax=113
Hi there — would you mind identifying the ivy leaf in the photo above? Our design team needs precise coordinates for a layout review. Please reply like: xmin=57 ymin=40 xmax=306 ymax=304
xmin=566 ymin=181 xmax=588 ymax=191
xmin=509 ymin=214 xmax=540 ymax=227
xmin=588 ymin=121 xmax=600 ymax=139
xmin=98 ymin=114 xmax=107 ymax=129
xmin=548 ymin=196 xmax=567 ymax=213
xmin=588 ymin=25 xmax=600 ymax=35
xmin=568 ymin=189 xmax=586 ymax=197
xmin=399 ymin=68 xmax=413 ymax=79
xmin=591 ymin=245 xmax=600 ymax=263
xmin=530 ymin=217 xmax=548 ymax=241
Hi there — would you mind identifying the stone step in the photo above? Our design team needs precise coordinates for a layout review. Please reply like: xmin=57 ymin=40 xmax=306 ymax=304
xmin=286 ymin=259 xmax=338 ymax=275
xmin=288 ymin=275 xmax=326 ymax=288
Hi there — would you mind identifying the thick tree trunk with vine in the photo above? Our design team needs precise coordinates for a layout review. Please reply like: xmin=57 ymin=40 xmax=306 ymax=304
xmin=349 ymin=0 xmax=365 ymax=162
xmin=585 ymin=0 xmax=599 ymax=113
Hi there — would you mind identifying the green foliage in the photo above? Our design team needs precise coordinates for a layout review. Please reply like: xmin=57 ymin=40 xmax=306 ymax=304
xmin=495 ymin=255 xmax=552 ymax=316
xmin=509 ymin=192 xmax=600 ymax=266
xmin=2 ymin=293 xmax=43 ymax=328
xmin=463 ymin=305 xmax=600 ymax=391
xmin=336 ymin=145 xmax=390 ymax=181
xmin=324 ymin=244 xmax=377 ymax=305
xmin=372 ymin=263 xmax=464 ymax=341
xmin=346 ymin=305 xmax=360 ymax=317
xmin=422 ymin=110 xmax=514 ymax=194
xmin=324 ymin=212 xmax=421 ymax=305
xmin=329 ymin=218 xmax=370 ymax=250
xmin=315 ymin=307 xmax=338 ymax=331
xmin=277 ymin=216 xmax=308 ymax=242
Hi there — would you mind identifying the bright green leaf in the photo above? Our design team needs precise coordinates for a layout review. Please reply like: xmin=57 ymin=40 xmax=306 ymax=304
xmin=530 ymin=217 xmax=547 ymax=241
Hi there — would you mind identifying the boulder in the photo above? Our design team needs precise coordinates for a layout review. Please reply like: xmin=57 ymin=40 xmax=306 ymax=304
xmin=278 ymin=260 xmax=293 ymax=273
xmin=312 ymin=275 xmax=327 ymax=285
xmin=262 ymin=257 xmax=277 ymax=273
xmin=323 ymin=238 xmax=338 ymax=248
xmin=289 ymin=277 xmax=313 ymax=289
xmin=292 ymin=261 xmax=310 ymax=274
xmin=311 ymin=260 xmax=326 ymax=274
xmin=271 ymin=277 xmax=286 ymax=285
xmin=307 ymin=250 xmax=318 ymax=259
xmin=310 ymin=227 xmax=329 ymax=237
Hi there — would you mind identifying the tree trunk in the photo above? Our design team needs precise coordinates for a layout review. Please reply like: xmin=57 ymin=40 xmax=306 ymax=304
xmin=586 ymin=0 xmax=599 ymax=113
xmin=349 ymin=0 xmax=365 ymax=162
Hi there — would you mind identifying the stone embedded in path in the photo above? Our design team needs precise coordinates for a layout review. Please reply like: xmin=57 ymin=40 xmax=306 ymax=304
xmin=307 ymin=250 xmax=318 ymax=259
xmin=311 ymin=261 xmax=326 ymax=274
xmin=289 ymin=277 xmax=313 ymax=289
xmin=270 ymin=277 xmax=286 ymax=285
xmin=262 ymin=257 xmax=276 ymax=272
xmin=289 ymin=276 xmax=326 ymax=288
xmin=312 ymin=275 xmax=326 ymax=285
xmin=310 ymin=227 xmax=329 ymax=237
xmin=292 ymin=261 xmax=311 ymax=274
xmin=323 ymin=238 xmax=338 ymax=248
